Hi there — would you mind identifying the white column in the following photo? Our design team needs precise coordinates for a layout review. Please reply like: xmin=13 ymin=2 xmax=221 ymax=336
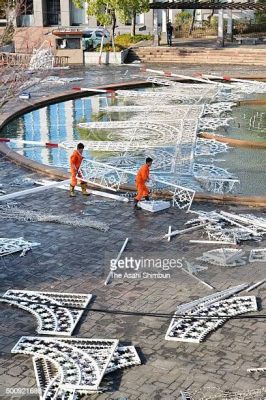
xmin=84 ymin=2 xmax=89 ymax=24
xmin=153 ymin=9 xmax=159 ymax=46
xmin=162 ymin=9 xmax=167 ymax=33
xmin=33 ymin=0 xmax=45 ymax=26
xmin=227 ymin=9 xmax=233 ymax=42
xmin=60 ymin=0 xmax=71 ymax=26
xmin=169 ymin=10 xmax=174 ymax=22
xmin=217 ymin=9 xmax=224 ymax=47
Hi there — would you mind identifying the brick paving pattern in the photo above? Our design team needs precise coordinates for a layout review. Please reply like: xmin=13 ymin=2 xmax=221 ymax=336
xmin=0 ymin=153 xmax=265 ymax=400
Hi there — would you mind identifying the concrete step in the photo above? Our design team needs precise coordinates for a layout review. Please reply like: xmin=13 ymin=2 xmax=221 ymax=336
xmin=127 ymin=47 xmax=266 ymax=65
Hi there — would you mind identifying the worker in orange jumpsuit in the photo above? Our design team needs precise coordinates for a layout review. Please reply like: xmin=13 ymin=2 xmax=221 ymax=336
xmin=134 ymin=157 xmax=153 ymax=209
xmin=69 ymin=142 xmax=90 ymax=197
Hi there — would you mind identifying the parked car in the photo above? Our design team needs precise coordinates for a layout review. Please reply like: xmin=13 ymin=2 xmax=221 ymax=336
xmin=82 ymin=28 xmax=111 ymax=50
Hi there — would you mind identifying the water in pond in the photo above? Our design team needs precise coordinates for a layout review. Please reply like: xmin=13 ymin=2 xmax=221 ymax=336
xmin=1 ymin=91 xmax=266 ymax=196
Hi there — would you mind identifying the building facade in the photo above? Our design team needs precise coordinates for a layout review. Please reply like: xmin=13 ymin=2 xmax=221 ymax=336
xmin=16 ymin=0 xmax=179 ymax=35
xmin=12 ymin=1 xmax=256 ymax=34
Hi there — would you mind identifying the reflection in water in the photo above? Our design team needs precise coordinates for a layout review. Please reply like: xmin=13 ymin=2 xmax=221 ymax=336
xmin=2 ymin=96 xmax=110 ymax=168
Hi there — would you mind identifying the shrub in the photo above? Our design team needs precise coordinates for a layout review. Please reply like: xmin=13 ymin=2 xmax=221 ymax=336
xmin=234 ymin=19 xmax=250 ymax=34
xmin=255 ymin=11 xmax=266 ymax=24
xmin=174 ymin=11 xmax=192 ymax=30
xmin=95 ymin=43 xmax=125 ymax=52
xmin=114 ymin=33 xmax=153 ymax=47
xmin=209 ymin=16 xmax=218 ymax=29
xmin=0 ymin=24 xmax=14 ymax=46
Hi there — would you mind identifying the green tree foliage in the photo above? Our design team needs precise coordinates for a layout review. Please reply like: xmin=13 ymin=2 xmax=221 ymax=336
xmin=174 ymin=11 xmax=191 ymax=32
xmin=72 ymin=0 xmax=118 ymax=36
xmin=255 ymin=0 xmax=266 ymax=23
xmin=116 ymin=0 xmax=150 ymax=36
xmin=175 ymin=11 xmax=192 ymax=25
xmin=72 ymin=0 xmax=150 ymax=36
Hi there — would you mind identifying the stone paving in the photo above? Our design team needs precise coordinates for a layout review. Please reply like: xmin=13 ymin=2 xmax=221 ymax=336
xmin=0 ymin=150 xmax=265 ymax=400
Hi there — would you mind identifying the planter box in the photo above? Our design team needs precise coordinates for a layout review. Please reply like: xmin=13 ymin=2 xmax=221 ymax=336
xmin=84 ymin=49 xmax=129 ymax=65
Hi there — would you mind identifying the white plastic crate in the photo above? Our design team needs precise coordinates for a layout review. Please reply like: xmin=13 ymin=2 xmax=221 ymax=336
xmin=139 ymin=200 xmax=170 ymax=213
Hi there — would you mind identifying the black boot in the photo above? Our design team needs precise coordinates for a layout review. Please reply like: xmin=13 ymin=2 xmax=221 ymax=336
xmin=134 ymin=199 xmax=141 ymax=210
xmin=144 ymin=196 xmax=150 ymax=201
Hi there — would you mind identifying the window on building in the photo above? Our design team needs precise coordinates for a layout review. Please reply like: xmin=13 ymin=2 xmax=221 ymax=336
xmin=19 ymin=0 xmax=33 ymax=15
xmin=136 ymin=13 xmax=145 ymax=25
xmin=46 ymin=0 xmax=61 ymax=25
xmin=56 ymin=38 xmax=81 ymax=49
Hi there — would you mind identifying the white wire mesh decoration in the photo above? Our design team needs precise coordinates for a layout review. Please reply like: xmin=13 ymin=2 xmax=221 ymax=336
xmin=0 ymin=237 xmax=40 ymax=257
xmin=193 ymin=163 xmax=234 ymax=178
xmin=196 ymin=177 xmax=239 ymax=194
xmin=203 ymin=102 xmax=237 ymax=117
xmin=195 ymin=138 xmax=229 ymax=156
xmin=165 ymin=284 xmax=257 ymax=343
xmin=29 ymin=46 xmax=55 ymax=70
xmin=32 ymin=345 xmax=141 ymax=399
xmin=115 ymin=89 xmax=219 ymax=102
xmin=198 ymin=117 xmax=233 ymax=132
xmin=41 ymin=76 xmax=83 ymax=85
xmin=12 ymin=337 xmax=119 ymax=394
xmin=80 ymin=159 xmax=129 ymax=191
xmin=197 ymin=248 xmax=247 ymax=267
xmin=205 ymin=226 xmax=237 ymax=244
xmin=249 ymin=248 xmax=266 ymax=263
xmin=12 ymin=337 xmax=141 ymax=398
xmin=224 ymin=212 xmax=266 ymax=233
xmin=181 ymin=387 xmax=266 ymax=400
xmin=0 ymin=204 xmax=109 ymax=232
xmin=100 ymin=104 xmax=203 ymax=115
xmin=78 ymin=121 xmax=182 ymax=142
xmin=231 ymin=81 xmax=266 ymax=94
xmin=186 ymin=209 xmax=263 ymax=244
xmin=101 ymin=150 xmax=175 ymax=172
xmin=1 ymin=290 xmax=92 ymax=336
xmin=80 ymin=160 xmax=195 ymax=211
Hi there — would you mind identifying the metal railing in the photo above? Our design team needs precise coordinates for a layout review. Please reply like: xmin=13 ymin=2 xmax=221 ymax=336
xmin=0 ymin=52 xmax=69 ymax=67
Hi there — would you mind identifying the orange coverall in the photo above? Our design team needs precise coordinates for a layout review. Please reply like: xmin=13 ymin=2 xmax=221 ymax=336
xmin=135 ymin=164 xmax=150 ymax=201
xmin=70 ymin=150 xmax=84 ymax=187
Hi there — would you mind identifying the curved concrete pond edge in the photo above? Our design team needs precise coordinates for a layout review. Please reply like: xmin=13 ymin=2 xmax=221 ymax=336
xmin=0 ymin=80 xmax=265 ymax=208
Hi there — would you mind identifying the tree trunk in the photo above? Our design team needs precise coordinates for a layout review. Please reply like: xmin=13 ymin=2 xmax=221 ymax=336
xmin=207 ymin=9 xmax=215 ymax=27
xmin=131 ymin=12 xmax=136 ymax=37
xmin=189 ymin=9 xmax=196 ymax=35
xmin=111 ymin=11 xmax=116 ymax=37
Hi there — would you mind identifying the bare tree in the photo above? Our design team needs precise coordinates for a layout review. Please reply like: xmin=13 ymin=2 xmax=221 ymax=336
xmin=0 ymin=0 xmax=27 ymax=48
xmin=0 ymin=41 xmax=55 ymax=110
xmin=0 ymin=2 xmax=66 ymax=111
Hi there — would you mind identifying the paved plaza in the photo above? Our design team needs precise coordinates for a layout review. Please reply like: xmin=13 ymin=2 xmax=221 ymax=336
xmin=0 ymin=65 xmax=265 ymax=399
xmin=0 ymin=149 xmax=265 ymax=399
